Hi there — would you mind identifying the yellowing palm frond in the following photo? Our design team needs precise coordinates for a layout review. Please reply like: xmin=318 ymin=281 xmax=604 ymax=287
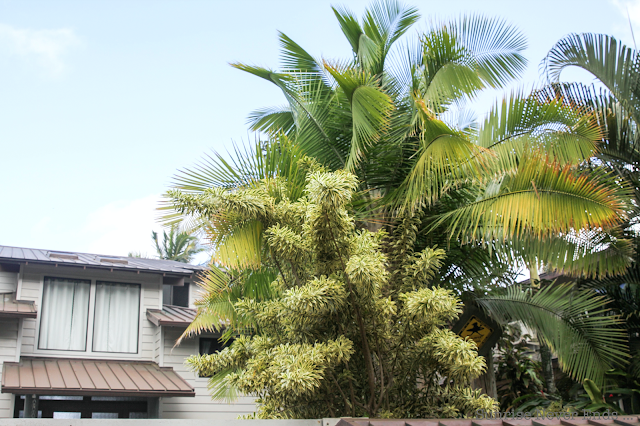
xmin=435 ymin=158 xmax=631 ymax=241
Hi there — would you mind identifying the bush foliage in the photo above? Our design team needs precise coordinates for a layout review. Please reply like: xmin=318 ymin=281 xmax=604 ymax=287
xmin=175 ymin=168 xmax=497 ymax=418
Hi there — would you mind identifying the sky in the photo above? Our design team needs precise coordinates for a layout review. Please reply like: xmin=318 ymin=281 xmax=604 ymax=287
xmin=0 ymin=0 xmax=638 ymax=262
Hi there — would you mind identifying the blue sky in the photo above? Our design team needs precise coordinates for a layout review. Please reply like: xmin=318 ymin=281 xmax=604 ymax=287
xmin=0 ymin=0 xmax=637 ymax=260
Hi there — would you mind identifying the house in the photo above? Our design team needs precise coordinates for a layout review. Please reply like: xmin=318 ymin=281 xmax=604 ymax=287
xmin=0 ymin=244 xmax=256 ymax=419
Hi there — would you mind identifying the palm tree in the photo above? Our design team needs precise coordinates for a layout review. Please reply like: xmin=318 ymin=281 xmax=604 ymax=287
xmin=165 ymin=0 xmax=631 ymax=388
xmin=539 ymin=33 xmax=640 ymax=387
xmin=152 ymin=225 xmax=204 ymax=263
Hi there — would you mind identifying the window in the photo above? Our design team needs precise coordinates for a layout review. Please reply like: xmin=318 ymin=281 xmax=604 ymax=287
xmin=199 ymin=337 xmax=234 ymax=377
xmin=39 ymin=277 xmax=91 ymax=351
xmin=199 ymin=337 xmax=229 ymax=355
xmin=162 ymin=283 xmax=189 ymax=307
xmin=38 ymin=277 xmax=140 ymax=354
xmin=93 ymin=282 xmax=140 ymax=353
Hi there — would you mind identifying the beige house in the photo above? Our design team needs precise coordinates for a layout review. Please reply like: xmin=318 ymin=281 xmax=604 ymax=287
xmin=0 ymin=244 xmax=255 ymax=419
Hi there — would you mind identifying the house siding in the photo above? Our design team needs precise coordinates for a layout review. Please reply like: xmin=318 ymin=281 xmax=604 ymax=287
xmin=0 ymin=273 xmax=17 ymax=294
xmin=0 ymin=319 xmax=19 ymax=418
xmin=18 ymin=264 xmax=162 ymax=361
xmin=0 ymin=261 xmax=252 ymax=420
xmin=160 ymin=327 xmax=257 ymax=419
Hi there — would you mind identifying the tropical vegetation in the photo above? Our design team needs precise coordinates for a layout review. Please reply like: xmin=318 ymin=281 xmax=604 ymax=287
xmin=174 ymin=167 xmax=498 ymax=418
xmin=161 ymin=0 xmax=638 ymax=417
xmin=540 ymin=31 xmax=640 ymax=409
xmin=152 ymin=224 xmax=204 ymax=263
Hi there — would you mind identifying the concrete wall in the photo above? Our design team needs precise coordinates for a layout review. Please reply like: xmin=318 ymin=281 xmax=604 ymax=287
xmin=17 ymin=264 xmax=163 ymax=361
xmin=160 ymin=327 xmax=257 ymax=419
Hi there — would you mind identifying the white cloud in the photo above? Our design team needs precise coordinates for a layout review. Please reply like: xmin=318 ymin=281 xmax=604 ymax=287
xmin=82 ymin=195 xmax=164 ymax=257
xmin=0 ymin=24 xmax=81 ymax=75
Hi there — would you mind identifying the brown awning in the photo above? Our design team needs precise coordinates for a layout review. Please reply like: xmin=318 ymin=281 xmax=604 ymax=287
xmin=0 ymin=293 xmax=37 ymax=319
xmin=146 ymin=305 xmax=195 ymax=327
xmin=2 ymin=358 xmax=195 ymax=397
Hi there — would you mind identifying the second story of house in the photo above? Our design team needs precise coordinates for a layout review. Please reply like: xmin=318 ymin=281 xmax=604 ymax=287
xmin=0 ymin=245 xmax=207 ymax=362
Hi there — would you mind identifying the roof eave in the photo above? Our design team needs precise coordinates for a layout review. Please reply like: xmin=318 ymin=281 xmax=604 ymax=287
xmin=0 ymin=312 xmax=37 ymax=319
xmin=1 ymin=387 xmax=195 ymax=398
xmin=0 ymin=258 xmax=201 ymax=277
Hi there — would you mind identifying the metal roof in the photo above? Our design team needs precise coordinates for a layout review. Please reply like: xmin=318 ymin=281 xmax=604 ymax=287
xmin=0 ymin=293 xmax=37 ymax=319
xmin=2 ymin=357 xmax=195 ymax=397
xmin=0 ymin=244 xmax=207 ymax=276
xmin=147 ymin=305 xmax=196 ymax=327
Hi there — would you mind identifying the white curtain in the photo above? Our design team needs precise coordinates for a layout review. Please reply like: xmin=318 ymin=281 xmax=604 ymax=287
xmin=93 ymin=282 xmax=140 ymax=353
xmin=38 ymin=277 xmax=91 ymax=351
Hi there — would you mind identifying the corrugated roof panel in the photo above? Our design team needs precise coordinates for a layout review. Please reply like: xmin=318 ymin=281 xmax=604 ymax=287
xmin=0 ymin=294 xmax=37 ymax=319
xmin=12 ymin=248 xmax=23 ymax=260
xmin=146 ymin=305 xmax=196 ymax=327
xmin=2 ymin=358 xmax=195 ymax=397
xmin=33 ymin=250 xmax=50 ymax=261
xmin=22 ymin=248 xmax=39 ymax=261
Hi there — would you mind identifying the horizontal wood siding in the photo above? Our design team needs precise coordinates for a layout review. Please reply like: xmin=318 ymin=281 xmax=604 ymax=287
xmin=0 ymin=273 xmax=17 ymax=294
xmin=0 ymin=319 xmax=19 ymax=417
xmin=18 ymin=264 xmax=163 ymax=361
xmin=160 ymin=328 xmax=256 ymax=419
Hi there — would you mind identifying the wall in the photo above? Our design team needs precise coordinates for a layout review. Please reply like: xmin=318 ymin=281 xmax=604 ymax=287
xmin=17 ymin=264 xmax=163 ymax=361
xmin=160 ymin=327 xmax=257 ymax=420
xmin=0 ymin=272 xmax=17 ymax=293
xmin=0 ymin=318 xmax=19 ymax=418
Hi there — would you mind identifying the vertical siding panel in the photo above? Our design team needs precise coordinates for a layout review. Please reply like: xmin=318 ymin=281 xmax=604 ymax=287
xmin=19 ymin=273 xmax=40 ymax=355
xmin=0 ymin=319 xmax=19 ymax=417
xmin=141 ymin=282 xmax=161 ymax=360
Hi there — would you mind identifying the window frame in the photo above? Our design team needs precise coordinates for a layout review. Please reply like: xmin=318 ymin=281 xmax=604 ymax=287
xmin=197 ymin=336 xmax=234 ymax=378
xmin=91 ymin=281 xmax=141 ymax=354
xmin=37 ymin=276 xmax=92 ymax=352
xmin=34 ymin=275 xmax=144 ymax=358
xmin=162 ymin=282 xmax=190 ymax=307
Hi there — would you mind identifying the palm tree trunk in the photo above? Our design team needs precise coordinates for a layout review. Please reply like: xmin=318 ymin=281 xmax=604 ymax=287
xmin=540 ymin=341 xmax=557 ymax=394
xmin=528 ymin=261 xmax=540 ymax=287
xmin=528 ymin=262 xmax=556 ymax=394
xmin=486 ymin=346 xmax=497 ymax=398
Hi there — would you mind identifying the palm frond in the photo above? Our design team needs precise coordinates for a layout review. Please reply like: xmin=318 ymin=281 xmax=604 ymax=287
xmin=543 ymin=33 xmax=640 ymax=124
xmin=434 ymin=158 xmax=632 ymax=241
xmin=248 ymin=105 xmax=295 ymax=135
xmin=450 ymin=14 xmax=527 ymax=87
xmin=477 ymin=90 xmax=601 ymax=174
xmin=499 ymin=232 xmax=634 ymax=279
xmin=324 ymin=63 xmax=393 ymax=169
xmin=332 ymin=5 xmax=365 ymax=57
xmin=477 ymin=284 xmax=628 ymax=387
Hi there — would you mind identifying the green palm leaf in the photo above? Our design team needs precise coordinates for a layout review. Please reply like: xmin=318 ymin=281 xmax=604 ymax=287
xmin=477 ymin=284 xmax=628 ymax=387
xmin=544 ymin=33 xmax=640 ymax=124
